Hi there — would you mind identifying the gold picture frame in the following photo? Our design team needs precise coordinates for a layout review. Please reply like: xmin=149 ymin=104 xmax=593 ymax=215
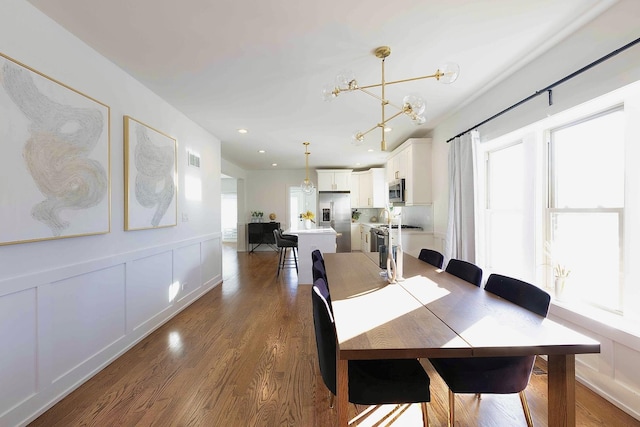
xmin=124 ymin=116 xmax=177 ymax=230
xmin=0 ymin=52 xmax=111 ymax=245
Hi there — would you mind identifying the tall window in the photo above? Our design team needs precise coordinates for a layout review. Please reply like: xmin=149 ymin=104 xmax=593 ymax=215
xmin=547 ymin=108 xmax=625 ymax=312
xmin=485 ymin=141 xmax=527 ymax=278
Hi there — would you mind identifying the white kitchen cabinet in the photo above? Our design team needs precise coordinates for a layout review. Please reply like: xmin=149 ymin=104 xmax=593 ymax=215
xmin=385 ymin=138 xmax=432 ymax=205
xmin=386 ymin=148 xmax=408 ymax=182
xmin=351 ymin=223 xmax=360 ymax=251
xmin=360 ymin=224 xmax=372 ymax=252
xmin=354 ymin=168 xmax=385 ymax=208
xmin=390 ymin=231 xmax=434 ymax=258
xmin=317 ymin=169 xmax=352 ymax=191
xmin=350 ymin=172 xmax=361 ymax=207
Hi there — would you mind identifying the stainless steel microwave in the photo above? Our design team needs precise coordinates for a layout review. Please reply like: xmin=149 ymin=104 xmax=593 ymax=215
xmin=388 ymin=178 xmax=405 ymax=203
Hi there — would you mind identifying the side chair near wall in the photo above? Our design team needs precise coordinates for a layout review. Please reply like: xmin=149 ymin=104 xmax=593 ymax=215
xmin=428 ymin=274 xmax=551 ymax=427
xmin=273 ymin=228 xmax=298 ymax=276
xmin=418 ymin=249 xmax=444 ymax=269
xmin=444 ymin=258 xmax=483 ymax=287
xmin=311 ymin=277 xmax=432 ymax=426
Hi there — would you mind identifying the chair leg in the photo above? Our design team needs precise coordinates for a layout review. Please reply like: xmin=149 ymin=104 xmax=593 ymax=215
xmin=421 ymin=402 xmax=429 ymax=427
xmin=448 ymin=389 xmax=455 ymax=427
xmin=293 ymin=246 xmax=298 ymax=272
xmin=519 ymin=390 xmax=534 ymax=427
xmin=276 ymin=247 xmax=283 ymax=276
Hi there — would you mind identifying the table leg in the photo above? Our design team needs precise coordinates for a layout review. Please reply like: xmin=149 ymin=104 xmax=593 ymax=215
xmin=547 ymin=354 xmax=576 ymax=426
xmin=337 ymin=357 xmax=349 ymax=427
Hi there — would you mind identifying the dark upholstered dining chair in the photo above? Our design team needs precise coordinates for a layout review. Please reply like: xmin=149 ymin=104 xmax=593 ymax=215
xmin=418 ymin=249 xmax=444 ymax=269
xmin=273 ymin=229 xmax=297 ymax=276
xmin=428 ymin=273 xmax=551 ymax=427
xmin=311 ymin=249 xmax=325 ymax=269
xmin=311 ymin=278 xmax=432 ymax=426
xmin=445 ymin=258 xmax=483 ymax=287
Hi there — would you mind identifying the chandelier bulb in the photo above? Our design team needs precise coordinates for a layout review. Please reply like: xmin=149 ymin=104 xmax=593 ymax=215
xmin=351 ymin=132 xmax=365 ymax=146
xmin=403 ymin=94 xmax=426 ymax=116
xmin=437 ymin=62 xmax=460 ymax=84
xmin=322 ymin=84 xmax=339 ymax=101
xmin=335 ymin=69 xmax=356 ymax=89
xmin=412 ymin=115 xmax=427 ymax=126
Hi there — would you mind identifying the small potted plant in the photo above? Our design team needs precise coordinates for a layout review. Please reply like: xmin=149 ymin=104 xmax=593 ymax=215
xmin=251 ymin=211 xmax=264 ymax=222
xmin=300 ymin=210 xmax=315 ymax=229
xmin=351 ymin=209 xmax=361 ymax=222
xmin=545 ymin=241 xmax=571 ymax=301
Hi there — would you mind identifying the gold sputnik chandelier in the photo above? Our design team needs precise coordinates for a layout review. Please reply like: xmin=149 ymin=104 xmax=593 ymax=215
xmin=301 ymin=141 xmax=315 ymax=194
xmin=322 ymin=46 xmax=459 ymax=151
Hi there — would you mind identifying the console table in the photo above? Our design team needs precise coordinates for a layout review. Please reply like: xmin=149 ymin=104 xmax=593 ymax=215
xmin=248 ymin=222 xmax=279 ymax=252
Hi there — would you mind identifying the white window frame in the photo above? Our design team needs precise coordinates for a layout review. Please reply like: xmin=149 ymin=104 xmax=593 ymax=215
xmin=545 ymin=107 xmax=625 ymax=313
xmin=477 ymin=80 xmax=640 ymax=322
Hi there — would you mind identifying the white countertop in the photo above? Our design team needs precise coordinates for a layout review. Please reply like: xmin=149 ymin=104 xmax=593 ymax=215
xmin=286 ymin=226 xmax=336 ymax=235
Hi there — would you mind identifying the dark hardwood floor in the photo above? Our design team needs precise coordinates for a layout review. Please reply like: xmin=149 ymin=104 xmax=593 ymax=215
xmin=29 ymin=243 xmax=639 ymax=426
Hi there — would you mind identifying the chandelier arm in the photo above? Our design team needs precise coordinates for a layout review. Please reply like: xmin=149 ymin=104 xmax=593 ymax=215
xmin=380 ymin=109 xmax=405 ymax=125
xmin=356 ymin=72 xmax=441 ymax=90
xmin=355 ymin=87 xmax=385 ymax=103
xmin=359 ymin=123 xmax=381 ymax=138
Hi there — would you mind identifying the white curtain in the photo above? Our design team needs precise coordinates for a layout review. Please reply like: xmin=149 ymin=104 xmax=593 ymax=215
xmin=444 ymin=130 xmax=479 ymax=264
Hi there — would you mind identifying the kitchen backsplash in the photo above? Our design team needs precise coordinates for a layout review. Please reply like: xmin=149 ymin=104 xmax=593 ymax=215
xmin=352 ymin=205 xmax=433 ymax=232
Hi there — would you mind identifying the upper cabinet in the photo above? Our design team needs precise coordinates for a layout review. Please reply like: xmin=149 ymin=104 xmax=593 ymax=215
xmin=317 ymin=169 xmax=352 ymax=191
xmin=386 ymin=138 xmax=432 ymax=205
xmin=351 ymin=168 xmax=385 ymax=208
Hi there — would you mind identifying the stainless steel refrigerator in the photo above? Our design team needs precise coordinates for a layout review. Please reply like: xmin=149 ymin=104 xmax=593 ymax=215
xmin=318 ymin=191 xmax=351 ymax=252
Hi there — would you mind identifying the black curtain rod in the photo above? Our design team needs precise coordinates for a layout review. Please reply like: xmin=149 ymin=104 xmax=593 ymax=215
xmin=446 ymin=36 xmax=640 ymax=143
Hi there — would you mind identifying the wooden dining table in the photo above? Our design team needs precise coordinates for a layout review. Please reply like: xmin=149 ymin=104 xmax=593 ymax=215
xmin=323 ymin=252 xmax=601 ymax=427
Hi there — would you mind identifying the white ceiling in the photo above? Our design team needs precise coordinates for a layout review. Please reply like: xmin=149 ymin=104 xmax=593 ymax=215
xmin=28 ymin=0 xmax=612 ymax=171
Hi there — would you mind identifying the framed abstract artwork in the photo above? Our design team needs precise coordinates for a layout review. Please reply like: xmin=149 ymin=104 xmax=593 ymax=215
xmin=124 ymin=116 xmax=177 ymax=230
xmin=0 ymin=52 xmax=111 ymax=245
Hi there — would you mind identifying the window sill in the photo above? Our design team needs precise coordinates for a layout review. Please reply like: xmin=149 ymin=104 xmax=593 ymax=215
xmin=549 ymin=298 xmax=640 ymax=352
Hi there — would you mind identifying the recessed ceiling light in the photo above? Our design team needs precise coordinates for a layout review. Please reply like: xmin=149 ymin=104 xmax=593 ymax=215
xmin=355 ymin=162 xmax=361 ymax=166
xmin=258 ymin=150 xmax=265 ymax=153
xmin=384 ymin=127 xmax=392 ymax=132
xmin=272 ymin=163 xmax=277 ymax=167
xmin=367 ymin=148 xmax=374 ymax=152
xmin=238 ymin=129 xmax=248 ymax=134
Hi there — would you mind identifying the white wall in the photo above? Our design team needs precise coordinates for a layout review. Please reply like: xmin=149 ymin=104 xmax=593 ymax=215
xmin=0 ymin=1 xmax=223 ymax=425
xmin=245 ymin=168 xmax=308 ymax=228
xmin=429 ymin=0 xmax=640 ymax=419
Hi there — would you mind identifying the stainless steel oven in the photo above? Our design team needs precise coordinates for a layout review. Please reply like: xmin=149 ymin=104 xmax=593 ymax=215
xmin=371 ymin=227 xmax=390 ymax=268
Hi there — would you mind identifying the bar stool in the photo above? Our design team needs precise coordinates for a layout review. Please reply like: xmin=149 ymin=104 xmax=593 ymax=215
xmin=273 ymin=229 xmax=298 ymax=276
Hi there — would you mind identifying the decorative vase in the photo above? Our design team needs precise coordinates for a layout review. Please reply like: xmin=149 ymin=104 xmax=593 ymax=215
xmin=554 ymin=276 xmax=567 ymax=301
xmin=304 ymin=219 xmax=312 ymax=229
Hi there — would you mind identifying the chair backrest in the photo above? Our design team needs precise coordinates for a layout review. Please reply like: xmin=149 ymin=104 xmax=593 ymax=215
xmin=273 ymin=228 xmax=294 ymax=248
xmin=484 ymin=274 xmax=551 ymax=317
xmin=311 ymin=249 xmax=325 ymax=269
xmin=272 ymin=228 xmax=282 ymax=246
xmin=312 ymin=259 xmax=328 ymax=283
xmin=445 ymin=259 xmax=483 ymax=287
xmin=311 ymin=278 xmax=337 ymax=395
xmin=418 ymin=249 xmax=444 ymax=269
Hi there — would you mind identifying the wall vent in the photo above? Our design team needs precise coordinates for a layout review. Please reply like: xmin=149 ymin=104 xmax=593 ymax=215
xmin=188 ymin=151 xmax=200 ymax=168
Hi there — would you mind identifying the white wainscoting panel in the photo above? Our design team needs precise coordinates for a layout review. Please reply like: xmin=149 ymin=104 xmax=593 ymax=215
xmin=174 ymin=243 xmax=203 ymax=300
xmin=202 ymin=237 xmax=222 ymax=287
xmin=127 ymin=251 xmax=174 ymax=332
xmin=0 ymin=288 xmax=37 ymax=416
xmin=39 ymin=265 xmax=126 ymax=385
xmin=0 ymin=234 xmax=222 ymax=427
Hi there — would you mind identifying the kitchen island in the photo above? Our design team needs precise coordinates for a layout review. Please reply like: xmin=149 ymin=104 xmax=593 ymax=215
xmin=285 ymin=225 xmax=336 ymax=284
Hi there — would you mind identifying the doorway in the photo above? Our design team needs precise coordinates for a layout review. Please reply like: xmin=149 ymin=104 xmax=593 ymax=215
xmin=288 ymin=186 xmax=316 ymax=229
